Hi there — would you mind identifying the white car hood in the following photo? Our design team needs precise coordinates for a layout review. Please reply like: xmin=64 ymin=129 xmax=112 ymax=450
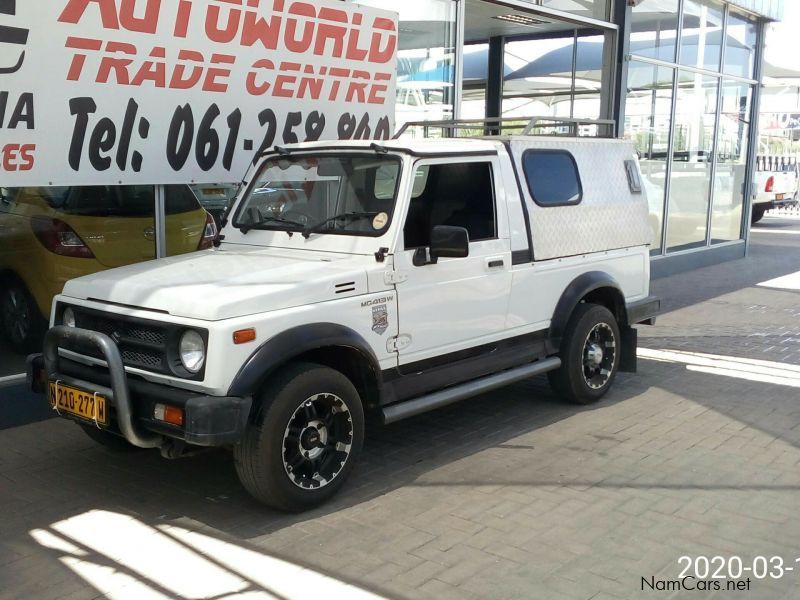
xmin=61 ymin=245 xmax=371 ymax=321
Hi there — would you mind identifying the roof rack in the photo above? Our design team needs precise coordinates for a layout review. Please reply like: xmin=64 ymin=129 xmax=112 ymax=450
xmin=393 ymin=116 xmax=617 ymax=140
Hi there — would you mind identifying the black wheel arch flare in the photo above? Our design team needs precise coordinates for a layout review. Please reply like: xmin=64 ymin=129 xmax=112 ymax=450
xmin=227 ymin=322 xmax=383 ymax=406
xmin=548 ymin=271 xmax=628 ymax=353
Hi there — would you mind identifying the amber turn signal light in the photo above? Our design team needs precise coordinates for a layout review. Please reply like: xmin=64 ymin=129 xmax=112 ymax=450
xmin=233 ymin=328 xmax=256 ymax=344
xmin=154 ymin=403 xmax=184 ymax=427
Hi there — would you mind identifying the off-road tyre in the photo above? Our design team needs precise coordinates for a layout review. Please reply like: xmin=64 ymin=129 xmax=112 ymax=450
xmin=751 ymin=205 xmax=767 ymax=224
xmin=234 ymin=362 xmax=365 ymax=512
xmin=548 ymin=303 xmax=621 ymax=405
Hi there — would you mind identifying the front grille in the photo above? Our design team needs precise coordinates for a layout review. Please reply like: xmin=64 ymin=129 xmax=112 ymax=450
xmin=71 ymin=308 xmax=171 ymax=375
xmin=122 ymin=349 xmax=163 ymax=369
xmin=124 ymin=326 xmax=166 ymax=345
xmin=56 ymin=304 xmax=208 ymax=380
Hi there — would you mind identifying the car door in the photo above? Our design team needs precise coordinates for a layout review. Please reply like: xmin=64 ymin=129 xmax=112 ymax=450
xmin=393 ymin=157 xmax=512 ymax=371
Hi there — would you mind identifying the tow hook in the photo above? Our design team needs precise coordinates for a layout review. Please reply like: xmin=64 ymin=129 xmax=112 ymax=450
xmin=159 ymin=439 xmax=208 ymax=460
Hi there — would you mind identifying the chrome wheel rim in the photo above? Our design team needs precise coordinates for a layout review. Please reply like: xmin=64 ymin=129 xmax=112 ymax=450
xmin=282 ymin=393 xmax=353 ymax=490
xmin=582 ymin=323 xmax=616 ymax=390
xmin=1 ymin=288 xmax=30 ymax=344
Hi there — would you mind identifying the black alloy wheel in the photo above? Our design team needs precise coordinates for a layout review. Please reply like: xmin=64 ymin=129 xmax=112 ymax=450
xmin=234 ymin=363 xmax=365 ymax=512
xmin=548 ymin=303 xmax=621 ymax=404
xmin=281 ymin=392 xmax=354 ymax=490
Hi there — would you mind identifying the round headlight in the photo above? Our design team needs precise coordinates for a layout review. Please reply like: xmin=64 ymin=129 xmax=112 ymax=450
xmin=179 ymin=330 xmax=205 ymax=373
xmin=63 ymin=307 xmax=76 ymax=328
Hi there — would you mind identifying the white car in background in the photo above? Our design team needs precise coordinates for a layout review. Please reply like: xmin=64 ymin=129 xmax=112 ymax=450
xmin=752 ymin=165 xmax=799 ymax=223
xmin=395 ymin=81 xmax=454 ymax=126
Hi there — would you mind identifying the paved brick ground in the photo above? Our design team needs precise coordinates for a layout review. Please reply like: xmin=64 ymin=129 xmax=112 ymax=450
xmin=2 ymin=216 xmax=800 ymax=600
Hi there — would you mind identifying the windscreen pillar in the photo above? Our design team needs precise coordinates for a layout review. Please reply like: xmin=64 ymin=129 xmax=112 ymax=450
xmin=486 ymin=36 xmax=505 ymax=135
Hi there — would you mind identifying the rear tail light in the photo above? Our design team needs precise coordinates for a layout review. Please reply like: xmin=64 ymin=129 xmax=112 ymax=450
xmin=197 ymin=212 xmax=218 ymax=250
xmin=765 ymin=176 xmax=774 ymax=193
xmin=31 ymin=217 xmax=95 ymax=259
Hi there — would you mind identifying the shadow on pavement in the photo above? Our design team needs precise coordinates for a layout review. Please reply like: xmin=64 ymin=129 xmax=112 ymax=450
xmin=2 ymin=374 xmax=640 ymax=599
xmin=3 ymin=355 xmax=800 ymax=598
xmin=653 ymin=227 xmax=800 ymax=314
xmin=2 ymin=375 xmax=632 ymax=533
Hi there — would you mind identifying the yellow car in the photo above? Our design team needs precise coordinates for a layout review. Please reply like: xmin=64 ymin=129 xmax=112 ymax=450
xmin=0 ymin=185 xmax=217 ymax=353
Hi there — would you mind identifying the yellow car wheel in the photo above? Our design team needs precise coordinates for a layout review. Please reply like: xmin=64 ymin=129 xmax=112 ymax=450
xmin=0 ymin=277 xmax=46 ymax=353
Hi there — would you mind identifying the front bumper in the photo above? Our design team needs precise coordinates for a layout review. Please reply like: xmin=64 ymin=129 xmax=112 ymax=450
xmin=27 ymin=326 xmax=252 ymax=448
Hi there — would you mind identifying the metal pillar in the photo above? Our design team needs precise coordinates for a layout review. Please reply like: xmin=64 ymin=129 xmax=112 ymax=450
xmin=154 ymin=184 xmax=167 ymax=258
xmin=486 ymin=35 xmax=505 ymax=122
xmin=612 ymin=0 xmax=632 ymax=133
xmin=743 ymin=16 xmax=768 ymax=256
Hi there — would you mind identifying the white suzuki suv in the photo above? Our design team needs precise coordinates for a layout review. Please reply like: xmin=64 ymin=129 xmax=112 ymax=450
xmin=28 ymin=118 xmax=659 ymax=511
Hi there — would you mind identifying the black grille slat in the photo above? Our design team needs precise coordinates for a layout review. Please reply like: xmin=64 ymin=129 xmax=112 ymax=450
xmin=124 ymin=326 xmax=166 ymax=345
xmin=122 ymin=349 xmax=163 ymax=368
xmin=73 ymin=310 xmax=169 ymax=374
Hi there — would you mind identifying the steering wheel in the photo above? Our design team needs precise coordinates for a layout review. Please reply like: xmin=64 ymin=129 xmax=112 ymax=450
xmin=281 ymin=209 xmax=313 ymax=226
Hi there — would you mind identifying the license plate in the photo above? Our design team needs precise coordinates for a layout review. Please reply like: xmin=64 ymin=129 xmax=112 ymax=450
xmin=49 ymin=382 xmax=108 ymax=425
xmin=776 ymin=193 xmax=785 ymax=200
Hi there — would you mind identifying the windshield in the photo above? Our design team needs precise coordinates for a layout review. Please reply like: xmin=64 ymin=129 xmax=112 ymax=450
xmin=233 ymin=154 xmax=402 ymax=237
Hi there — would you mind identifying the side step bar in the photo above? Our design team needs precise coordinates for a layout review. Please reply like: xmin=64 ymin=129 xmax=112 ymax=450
xmin=382 ymin=357 xmax=562 ymax=425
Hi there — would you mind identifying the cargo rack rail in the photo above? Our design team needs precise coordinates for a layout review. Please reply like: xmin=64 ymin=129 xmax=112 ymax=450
xmin=393 ymin=116 xmax=617 ymax=140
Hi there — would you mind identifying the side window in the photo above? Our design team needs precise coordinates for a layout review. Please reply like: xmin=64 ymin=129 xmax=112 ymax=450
xmin=404 ymin=162 xmax=496 ymax=249
xmin=522 ymin=150 xmax=583 ymax=206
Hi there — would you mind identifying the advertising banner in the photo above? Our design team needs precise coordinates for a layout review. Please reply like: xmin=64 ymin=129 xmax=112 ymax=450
xmin=0 ymin=0 xmax=398 ymax=186
xmin=762 ymin=113 xmax=800 ymax=131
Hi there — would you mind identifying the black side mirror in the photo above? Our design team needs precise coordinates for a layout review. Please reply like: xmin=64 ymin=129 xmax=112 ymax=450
xmin=413 ymin=225 xmax=469 ymax=266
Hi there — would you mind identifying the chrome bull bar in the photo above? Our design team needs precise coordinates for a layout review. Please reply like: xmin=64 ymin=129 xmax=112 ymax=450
xmin=43 ymin=326 xmax=163 ymax=449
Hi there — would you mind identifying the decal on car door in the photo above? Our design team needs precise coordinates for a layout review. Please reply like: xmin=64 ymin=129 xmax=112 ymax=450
xmin=372 ymin=304 xmax=389 ymax=335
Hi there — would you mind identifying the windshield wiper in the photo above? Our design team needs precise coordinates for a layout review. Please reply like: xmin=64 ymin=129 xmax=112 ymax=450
xmin=238 ymin=215 xmax=306 ymax=235
xmin=302 ymin=212 xmax=377 ymax=239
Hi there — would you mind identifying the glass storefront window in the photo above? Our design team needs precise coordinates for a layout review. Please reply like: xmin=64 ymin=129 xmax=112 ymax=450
xmin=503 ymin=31 xmax=607 ymax=121
xmin=352 ymin=0 xmax=457 ymax=133
xmin=160 ymin=185 xmax=219 ymax=256
xmin=630 ymin=0 xmax=681 ymax=64
xmin=535 ymin=0 xmax=610 ymax=21
xmin=666 ymin=72 xmax=718 ymax=252
xmin=0 ymin=186 xmax=155 ymax=371
xmin=572 ymin=35 xmax=606 ymax=121
xmin=461 ymin=43 xmax=489 ymax=119
xmin=711 ymin=82 xmax=752 ymax=243
xmin=680 ymin=0 xmax=725 ymax=73
xmin=724 ymin=11 xmax=758 ymax=79
xmin=190 ymin=183 xmax=238 ymax=228
xmin=624 ymin=62 xmax=675 ymax=254
xmin=503 ymin=36 xmax=575 ymax=119
xmin=0 ymin=183 xmax=220 ymax=373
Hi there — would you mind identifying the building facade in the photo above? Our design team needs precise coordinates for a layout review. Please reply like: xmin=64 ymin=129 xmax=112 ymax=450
xmin=367 ymin=0 xmax=782 ymax=276
xmin=0 ymin=0 xmax=784 ymax=378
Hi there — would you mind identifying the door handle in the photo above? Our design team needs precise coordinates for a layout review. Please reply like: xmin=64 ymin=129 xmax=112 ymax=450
xmin=487 ymin=258 xmax=505 ymax=269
